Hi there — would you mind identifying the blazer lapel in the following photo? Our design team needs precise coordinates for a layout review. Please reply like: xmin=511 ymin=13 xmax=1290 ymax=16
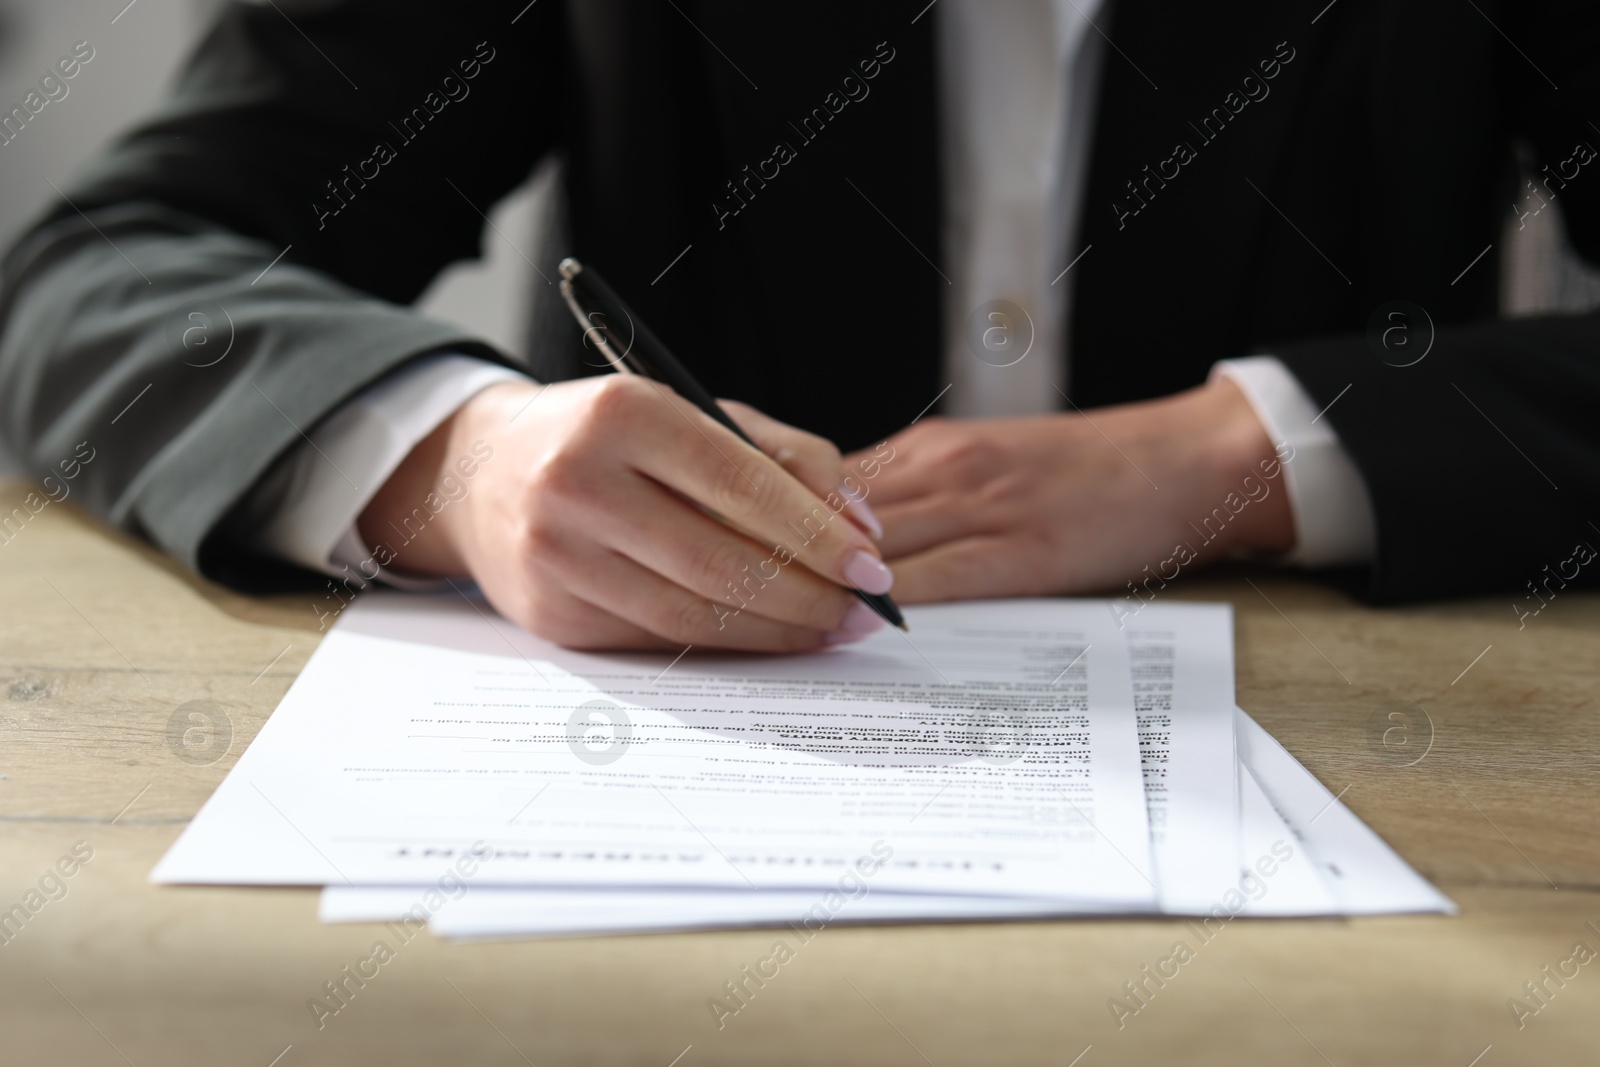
xmin=1071 ymin=0 xmax=1346 ymax=406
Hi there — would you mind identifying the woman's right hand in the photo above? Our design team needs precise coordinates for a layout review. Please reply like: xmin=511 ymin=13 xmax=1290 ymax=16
xmin=357 ymin=375 xmax=892 ymax=651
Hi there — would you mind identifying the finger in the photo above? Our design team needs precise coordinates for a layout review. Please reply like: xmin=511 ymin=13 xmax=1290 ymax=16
xmin=563 ymin=545 xmax=848 ymax=652
xmin=843 ymin=435 xmax=929 ymax=508
xmin=874 ymin=493 xmax=996 ymax=560
xmin=724 ymin=399 xmax=882 ymax=540
xmin=881 ymin=534 xmax=1037 ymax=603
xmin=478 ymin=570 xmax=679 ymax=652
xmin=628 ymin=383 xmax=894 ymax=597
xmin=721 ymin=399 xmax=842 ymax=497
xmin=593 ymin=470 xmax=868 ymax=633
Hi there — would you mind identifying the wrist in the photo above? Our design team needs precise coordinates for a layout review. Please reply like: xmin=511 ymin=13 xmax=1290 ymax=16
xmin=1185 ymin=376 xmax=1296 ymax=556
xmin=356 ymin=380 xmax=530 ymax=577
xmin=356 ymin=413 xmax=466 ymax=576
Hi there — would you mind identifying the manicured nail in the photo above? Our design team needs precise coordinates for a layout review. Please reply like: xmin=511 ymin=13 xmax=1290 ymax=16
xmin=823 ymin=628 xmax=871 ymax=645
xmin=836 ymin=599 xmax=887 ymax=636
xmin=837 ymin=482 xmax=883 ymax=539
xmin=843 ymin=551 xmax=894 ymax=596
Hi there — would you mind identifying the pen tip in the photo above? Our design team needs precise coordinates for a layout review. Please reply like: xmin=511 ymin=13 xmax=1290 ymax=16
xmin=558 ymin=257 xmax=581 ymax=280
xmin=896 ymin=622 xmax=910 ymax=632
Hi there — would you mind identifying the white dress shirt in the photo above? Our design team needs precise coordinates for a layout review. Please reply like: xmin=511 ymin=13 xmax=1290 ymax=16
xmin=938 ymin=0 xmax=1101 ymax=418
xmin=246 ymin=0 xmax=1376 ymax=577
xmin=245 ymin=353 xmax=525 ymax=588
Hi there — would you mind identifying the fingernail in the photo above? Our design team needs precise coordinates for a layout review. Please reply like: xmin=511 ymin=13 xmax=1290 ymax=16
xmin=823 ymin=628 xmax=871 ymax=645
xmin=836 ymin=599 xmax=887 ymax=636
xmin=837 ymin=482 xmax=883 ymax=539
xmin=843 ymin=551 xmax=894 ymax=596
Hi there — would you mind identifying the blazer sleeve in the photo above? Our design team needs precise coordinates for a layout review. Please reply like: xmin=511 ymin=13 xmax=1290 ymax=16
xmin=1272 ymin=2 xmax=1600 ymax=605
xmin=1275 ymin=315 xmax=1600 ymax=603
xmin=0 ymin=0 xmax=563 ymax=582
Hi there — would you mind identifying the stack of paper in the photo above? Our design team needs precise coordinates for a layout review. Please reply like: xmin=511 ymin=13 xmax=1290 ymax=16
xmin=152 ymin=593 xmax=1452 ymax=937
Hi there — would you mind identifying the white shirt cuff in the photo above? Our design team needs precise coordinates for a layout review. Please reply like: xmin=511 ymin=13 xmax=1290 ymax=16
xmin=1210 ymin=356 xmax=1376 ymax=568
xmin=245 ymin=354 xmax=530 ymax=587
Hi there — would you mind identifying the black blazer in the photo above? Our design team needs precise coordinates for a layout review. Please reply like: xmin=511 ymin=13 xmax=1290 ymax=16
xmin=1 ymin=0 xmax=1597 ymax=604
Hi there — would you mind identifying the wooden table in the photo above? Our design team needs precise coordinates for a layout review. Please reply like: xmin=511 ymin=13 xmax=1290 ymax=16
xmin=2 ymin=478 xmax=1596 ymax=1066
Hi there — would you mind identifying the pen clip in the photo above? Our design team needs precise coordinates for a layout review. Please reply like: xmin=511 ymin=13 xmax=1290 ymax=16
xmin=558 ymin=277 xmax=640 ymax=376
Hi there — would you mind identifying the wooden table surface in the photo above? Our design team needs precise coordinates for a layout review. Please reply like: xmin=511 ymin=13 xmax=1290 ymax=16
xmin=2 ymin=478 xmax=1597 ymax=1066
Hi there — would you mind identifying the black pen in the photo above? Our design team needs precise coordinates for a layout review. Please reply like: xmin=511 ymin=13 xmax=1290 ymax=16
xmin=556 ymin=257 xmax=907 ymax=632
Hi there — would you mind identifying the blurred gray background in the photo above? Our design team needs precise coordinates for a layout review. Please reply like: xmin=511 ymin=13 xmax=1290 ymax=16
xmin=1 ymin=0 xmax=1596 ymax=480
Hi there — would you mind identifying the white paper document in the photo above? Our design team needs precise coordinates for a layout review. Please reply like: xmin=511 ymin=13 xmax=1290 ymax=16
xmin=1125 ymin=609 xmax=1239 ymax=912
xmin=1234 ymin=711 xmax=1454 ymax=915
xmin=319 ymin=762 xmax=1296 ymax=938
xmin=321 ymin=707 xmax=1450 ymax=939
xmin=1229 ymin=749 xmax=1337 ymax=917
xmin=154 ymin=589 xmax=1450 ymax=936
xmin=154 ymin=594 xmax=1158 ymax=903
